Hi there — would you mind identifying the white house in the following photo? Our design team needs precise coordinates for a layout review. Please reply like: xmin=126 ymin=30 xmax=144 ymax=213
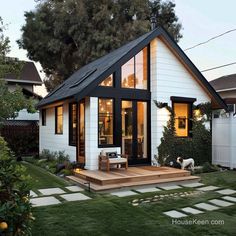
xmin=37 ymin=27 xmax=227 ymax=170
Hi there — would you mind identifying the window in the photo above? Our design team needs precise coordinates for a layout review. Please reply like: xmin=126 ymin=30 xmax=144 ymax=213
xmin=121 ymin=47 xmax=148 ymax=89
xmin=55 ymin=106 xmax=63 ymax=134
xmin=99 ymin=74 xmax=113 ymax=87
xmin=42 ymin=109 xmax=46 ymax=126
xmin=98 ymin=98 xmax=114 ymax=146
xmin=173 ymin=103 xmax=192 ymax=137
xmin=69 ymin=103 xmax=77 ymax=145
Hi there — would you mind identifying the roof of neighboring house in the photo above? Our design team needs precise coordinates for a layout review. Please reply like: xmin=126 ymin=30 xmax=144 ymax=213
xmin=37 ymin=26 xmax=227 ymax=110
xmin=210 ymin=74 xmax=236 ymax=91
xmin=2 ymin=61 xmax=42 ymax=85
xmin=22 ymin=88 xmax=43 ymax=100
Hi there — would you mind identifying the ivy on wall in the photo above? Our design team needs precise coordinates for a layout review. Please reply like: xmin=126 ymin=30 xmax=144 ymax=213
xmin=0 ymin=57 xmax=25 ymax=79
xmin=154 ymin=100 xmax=212 ymax=166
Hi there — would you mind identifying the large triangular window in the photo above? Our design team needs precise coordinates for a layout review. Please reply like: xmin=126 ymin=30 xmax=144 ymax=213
xmin=121 ymin=47 xmax=148 ymax=90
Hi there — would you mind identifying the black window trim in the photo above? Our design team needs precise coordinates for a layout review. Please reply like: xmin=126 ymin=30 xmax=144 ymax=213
xmin=69 ymin=102 xmax=77 ymax=146
xmin=121 ymin=45 xmax=150 ymax=91
xmin=171 ymin=97 xmax=195 ymax=138
xmin=55 ymin=105 xmax=63 ymax=135
xmin=98 ymin=98 xmax=116 ymax=148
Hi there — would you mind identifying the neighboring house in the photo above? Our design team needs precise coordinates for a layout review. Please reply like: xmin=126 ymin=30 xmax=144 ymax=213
xmin=210 ymin=74 xmax=236 ymax=169
xmin=37 ymin=27 xmax=227 ymax=170
xmin=2 ymin=60 xmax=43 ymax=121
xmin=0 ymin=59 xmax=42 ymax=156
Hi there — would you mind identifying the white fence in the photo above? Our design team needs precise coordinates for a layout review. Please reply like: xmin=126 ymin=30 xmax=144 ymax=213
xmin=212 ymin=112 xmax=236 ymax=169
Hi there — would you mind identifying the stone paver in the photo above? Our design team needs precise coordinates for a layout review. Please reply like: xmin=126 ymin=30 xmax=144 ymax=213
xmin=30 ymin=196 xmax=61 ymax=207
xmin=60 ymin=193 xmax=91 ymax=202
xmin=209 ymin=199 xmax=234 ymax=207
xmin=110 ymin=190 xmax=138 ymax=197
xmin=30 ymin=190 xmax=38 ymax=198
xmin=222 ymin=196 xmax=236 ymax=203
xmin=38 ymin=187 xmax=66 ymax=195
xmin=163 ymin=210 xmax=187 ymax=218
xmin=66 ymin=186 xmax=84 ymax=192
xmin=159 ymin=185 xmax=182 ymax=190
xmin=135 ymin=187 xmax=161 ymax=193
xmin=194 ymin=203 xmax=219 ymax=211
xmin=181 ymin=183 xmax=204 ymax=188
xmin=197 ymin=186 xmax=220 ymax=191
xmin=181 ymin=207 xmax=203 ymax=215
xmin=216 ymin=189 xmax=236 ymax=195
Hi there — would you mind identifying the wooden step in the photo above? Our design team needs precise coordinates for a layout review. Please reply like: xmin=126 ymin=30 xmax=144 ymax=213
xmin=74 ymin=168 xmax=191 ymax=186
xmin=67 ymin=175 xmax=200 ymax=192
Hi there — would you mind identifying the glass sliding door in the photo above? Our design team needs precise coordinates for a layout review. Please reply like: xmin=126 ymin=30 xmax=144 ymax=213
xmin=137 ymin=101 xmax=147 ymax=160
xmin=121 ymin=100 xmax=149 ymax=165
xmin=122 ymin=101 xmax=133 ymax=159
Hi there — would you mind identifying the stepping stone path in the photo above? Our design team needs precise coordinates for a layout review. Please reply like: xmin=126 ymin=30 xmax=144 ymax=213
xmin=110 ymin=190 xmax=138 ymax=197
xmin=222 ymin=196 xmax=236 ymax=203
xmin=216 ymin=189 xmax=236 ymax=195
xmin=197 ymin=186 xmax=220 ymax=191
xmin=159 ymin=185 xmax=182 ymax=190
xmin=31 ymin=196 xmax=61 ymax=207
xmin=38 ymin=187 xmax=66 ymax=195
xmin=66 ymin=186 xmax=84 ymax=192
xmin=60 ymin=193 xmax=91 ymax=202
xmin=135 ymin=187 xmax=161 ymax=193
xmin=181 ymin=183 xmax=204 ymax=188
xmin=181 ymin=207 xmax=203 ymax=215
xmin=194 ymin=203 xmax=219 ymax=211
xmin=30 ymin=190 xmax=38 ymax=198
xmin=209 ymin=199 xmax=234 ymax=207
xmin=163 ymin=210 xmax=187 ymax=218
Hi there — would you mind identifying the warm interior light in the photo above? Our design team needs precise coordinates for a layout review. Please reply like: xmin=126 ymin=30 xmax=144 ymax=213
xmin=74 ymin=168 xmax=82 ymax=173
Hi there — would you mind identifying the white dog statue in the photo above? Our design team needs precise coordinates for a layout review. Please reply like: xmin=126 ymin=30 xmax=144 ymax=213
xmin=176 ymin=157 xmax=194 ymax=170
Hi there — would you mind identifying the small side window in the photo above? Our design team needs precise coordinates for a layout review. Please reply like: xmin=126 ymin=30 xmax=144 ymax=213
xmin=42 ymin=109 xmax=46 ymax=126
xmin=55 ymin=106 xmax=63 ymax=134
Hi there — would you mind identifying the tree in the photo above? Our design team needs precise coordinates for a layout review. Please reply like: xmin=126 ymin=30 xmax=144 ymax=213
xmin=0 ymin=136 xmax=34 ymax=236
xmin=18 ymin=0 xmax=182 ymax=92
xmin=0 ymin=17 xmax=10 ymax=57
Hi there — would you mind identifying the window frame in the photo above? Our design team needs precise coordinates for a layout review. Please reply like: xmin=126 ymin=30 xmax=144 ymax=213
xmin=55 ymin=105 xmax=63 ymax=135
xmin=42 ymin=108 xmax=46 ymax=126
xmin=69 ymin=103 xmax=77 ymax=146
xmin=98 ymin=98 xmax=115 ymax=148
xmin=121 ymin=46 xmax=149 ymax=90
xmin=171 ymin=97 xmax=196 ymax=138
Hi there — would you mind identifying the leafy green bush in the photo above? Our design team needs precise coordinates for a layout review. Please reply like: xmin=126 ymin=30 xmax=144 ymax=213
xmin=157 ymin=103 xmax=212 ymax=166
xmin=0 ymin=136 xmax=34 ymax=235
xmin=59 ymin=169 xmax=73 ymax=176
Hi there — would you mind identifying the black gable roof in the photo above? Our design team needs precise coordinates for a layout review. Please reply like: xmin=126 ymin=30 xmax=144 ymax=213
xmin=37 ymin=27 xmax=227 ymax=110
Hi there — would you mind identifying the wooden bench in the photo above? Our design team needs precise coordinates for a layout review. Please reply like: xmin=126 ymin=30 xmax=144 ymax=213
xmin=98 ymin=154 xmax=128 ymax=172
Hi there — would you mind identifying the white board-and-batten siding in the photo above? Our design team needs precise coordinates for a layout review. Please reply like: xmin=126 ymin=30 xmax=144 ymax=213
xmin=39 ymin=102 xmax=76 ymax=161
xmin=150 ymin=38 xmax=211 ymax=161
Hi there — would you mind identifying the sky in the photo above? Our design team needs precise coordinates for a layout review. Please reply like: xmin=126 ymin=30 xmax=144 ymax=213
xmin=0 ymin=0 xmax=236 ymax=96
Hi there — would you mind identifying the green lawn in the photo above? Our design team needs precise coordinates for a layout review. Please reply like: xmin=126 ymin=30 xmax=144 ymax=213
xmin=23 ymin=162 xmax=70 ymax=190
xmin=25 ymin=163 xmax=236 ymax=236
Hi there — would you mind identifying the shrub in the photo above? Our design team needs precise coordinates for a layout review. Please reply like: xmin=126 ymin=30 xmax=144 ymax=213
xmin=59 ymin=169 xmax=73 ymax=176
xmin=202 ymin=162 xmax=220 ymax=173
xmin=157 ymin=103 xmax=212 ymax=166
xmin=0 ymin=136 xmax=34 ymax=235
xmin=39 ymin=149 xmax=56 ymax=161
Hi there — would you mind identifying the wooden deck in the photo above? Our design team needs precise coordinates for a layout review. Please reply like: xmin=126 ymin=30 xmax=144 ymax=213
xmin=67 ymin=166 xmax=200 ymax=192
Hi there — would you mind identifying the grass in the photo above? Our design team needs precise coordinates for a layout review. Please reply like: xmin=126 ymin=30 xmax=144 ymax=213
xmin=23 ymin=162 xmax=70 ymax=190
xmin=25 ymin=163 xmax=236 ymax=236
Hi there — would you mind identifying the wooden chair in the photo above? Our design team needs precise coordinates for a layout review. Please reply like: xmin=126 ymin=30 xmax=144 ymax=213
xmin=98 ymin=153 xmax=128 ymax=172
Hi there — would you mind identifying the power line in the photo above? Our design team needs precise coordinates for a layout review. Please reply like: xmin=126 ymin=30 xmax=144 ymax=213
xmin=201 ymin=61 xmax=236 ymax=72
xmin=184 ymin=28 xmax=236 ymax=51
